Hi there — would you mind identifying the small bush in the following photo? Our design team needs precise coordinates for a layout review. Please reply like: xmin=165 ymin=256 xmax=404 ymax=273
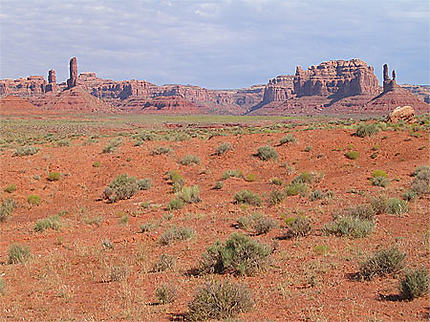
xmin=345 ymin=204 xmax=377 ymax=220
xmin=47 ymin=172 xmax=61 ymax=181
xmin=256 ymin=145 xmax=278 ymax=161
xmin=199 ymin=233 xmax=271 ymax=276
xmin=372 ymin=170 xmax=387 ymax=178
xmin=159 ymin=226 xmax=195 ymax=245
xmin=176 ymin=185 xmax=201 ymax=203
xmin=285 ymin=216 xmax=312 ymax=237
xmin=93 ymin=161 xmax=101 ymax=168
xmin=244 ymin=173 xmax=258 ymax=182
xmin=354 ymin=123 xmax=380 ymax=137
xmin=386 ymin=198 xmax=409 ymax=215
xmin=222 ymin=169 xmax=243 ymax=180
xmin=304 ymin=145 xmax=312 ymax=152
xmin=309 ymin=190 xmax=324 ymax=201
xmin=213 ymin=181 xmax=224 ymax=190
xmin=109 ymin=265 xmax=129 ymax=282
xmin=27 ymin=194 xmax=41 ymax=206
xmin=140 ymin=222 xmax=156 ymax=233
xmin=359 ymin=246 xmax=406 ymax=280
xmin=371 ymin=176 xmax=390 ymax=187
xmin=103 ymin=174 xmax=149 ymax=203
xmin=4 ymin=184 xmax=16 ymax=193
xmin=180 ymin=154 xmax=201 ymax=165
xmin=156 ymin=284 xmax=177 ymax=304
xmin=410 ymin=166 xmax=430 ymax=195
xmin=285 ymin=182 xmax=307 ymax=197
xmin=345 ymin=151 xmax=359 ymax=160
xmin=370 ymin=195 xmax=388 ymax=215
xmin=13 ymin=146 xmax=39 ymax=156
xmin=291 ymin=172 xmax=318 ymax=185
xmin=279 ymin=134 xmax=297 ymax=145
xmin=233 ymin=190 xmax=262 ymax=206
xmin=237 ymin=213 xmax=279 ymax=235
xmin=0 ymin=198 xmax=17 ymax=222
xmin=215 ymin=143 xmax=233 ymax=155
xmin=151 ymin=147 xmax=172 ymax=155
xmin=270 ymin=177 xmax=283 ymax=186
xmin=399 ymin=268 xmax=429 ymax=300
xmin=34 ymin=215 xmax=61 ymax=232
xmin=102 ymin=138 xmax=122 ymax=153
xmin=187 ymin=279 xmax=253 ymax=321
xmin=152 ymin=254 xmax=176 ymax=272
xmin=8 ymin=243 xmax=31 ymax=264
xmin=269 ymin=190 xmax=285 ymax=205
xmin=168 ymin=198 xmax=185 ymax=210
xmin=324 ymin=216 xmax=374 ymax=239
xmin=402 ymin=190 xmax=417 ymax=201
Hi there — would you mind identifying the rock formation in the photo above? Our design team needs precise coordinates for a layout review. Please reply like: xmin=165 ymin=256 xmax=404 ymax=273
xmin=67 ymin=57 xmax=78 ymax=89
xmin=45 ymin=69 xmax=57 ymax=92
xmin=262 ymin=75 xmax=294 ymax=105
xmin=387 ymin=106 xmax=415 ymax=123
xmin=382 ymin=64 xmax=400 ymax=93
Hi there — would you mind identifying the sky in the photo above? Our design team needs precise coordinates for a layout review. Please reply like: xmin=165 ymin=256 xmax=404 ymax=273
xmin=0 ymin=0 xmax=429 ymax=89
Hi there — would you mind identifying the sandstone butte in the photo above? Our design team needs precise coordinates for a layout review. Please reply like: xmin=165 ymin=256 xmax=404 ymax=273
xmin=0 ymin=57 xmax=428 ymax=115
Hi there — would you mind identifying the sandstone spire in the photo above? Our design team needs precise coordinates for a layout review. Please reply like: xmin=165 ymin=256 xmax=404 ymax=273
xmin=383 ymin=64 xmax=389 ymax=81
xmin=67 ymin=57 xmax=78 ymax=89
xmin=45 ymin=69 xmax=57 ymax=93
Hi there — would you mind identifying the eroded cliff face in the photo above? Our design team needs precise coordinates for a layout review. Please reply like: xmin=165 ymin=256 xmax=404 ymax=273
xmin=262 ymin=75 xmax=294 ymax=105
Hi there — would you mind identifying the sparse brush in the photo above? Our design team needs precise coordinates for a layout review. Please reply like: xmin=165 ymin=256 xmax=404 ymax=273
xmin=386 ymin=198 xmax=409 ymax=215
xmin=285 ymin=216 xmax=312 ymax=237
xmin=237 ymin=213 xmax=279 ymax=235
xmin=180 ymin=154 xmax=201 ymax=165
xmin=371 ymin=176 xmax=390 ymax=187
xmin=151 ymin=146 xmax=172 ymax=155
xmin=256 ymin=145 xmax=278 ymax=161
xmin=399 ymin=268 xmax=429 ymax=300
xmin=213 ymin=181 xmax=224 ymax=190
xmin=176 ymin=185 xmax=201 ymax=203
xmin=8 ymin=243 xmax=31 ymax=264
xmin=0 ymin=198 xmax=17 ymax=222
xmin=215 ymin=142 xmax=233 ymax=155
xmin=269 ymin=190 xmax=285 ymax=205
xmin=324 ymin=216 xmax=374 ymax=239
xmin=159 ymin=226 xmax=195 ymax=245
xmin=270 ymin=177 xmax=283 ymax=186
xmin=354 ymin=123 xmax=380 ymax=137
xmin=285 ymin=182 xmax=307 ymax=197
xmin=34 ymin=215 xmax=61 ymax=232
xmin=27 ymin=194 xmax=41 ymax=206
xmin=359 ymin=246 xmax=406 ymax=280
xmin=279 ymin=134 xmax=297 ymax=145
xmin=156 ymin=284 xmax=177 ymax=304
xmin=233 ymin=190 xmax=262 ymax=206
xmin=345 ymin=151 xmax=359 ymax=160
xmin=222 ymin=169 xmax=243 ymax=180
xmin=187 ymin=279 xmax=253 ymax=321
xmin=13 ymin=146 xmax=39 ymax=157
xmin=103 ymin=174 xmax=150 ymax=203
xmin=109 ymin=265 xmax=129 ymax=282
xmin=102 ymin=138 xmax=122 ymax=153
xmin=345 ymin=204 xmax=377 ymax=220
xmin=4 ymin=184 xmax=16 ymax=193
xmin=152 ymin=254 xmax=176 ymax=272
xmin=47 ymin=172 xmax=61 ymax=181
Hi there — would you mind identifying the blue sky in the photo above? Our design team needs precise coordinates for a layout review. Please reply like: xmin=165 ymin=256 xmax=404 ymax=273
xmin=0 ymin=0 xmax=428 ymax=88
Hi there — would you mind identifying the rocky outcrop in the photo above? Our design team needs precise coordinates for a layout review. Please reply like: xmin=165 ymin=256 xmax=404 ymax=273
xmin=45 ymin=69 xmax=57 ymax=92
xmin=67 ymin=57 xmax=78 ymax=89
xmin=387 ymin=106 xmax=415 ymax=123
xmin=400 ymin=84 xmax=430 ymax=103
xmin=293 ymin=59 xmax=380 ymax=98
xmin=382 ymin=64 xmax=400 ymax=93
xmin=262 ymin=75 xmax=294 ymax=104
xmin=0 ymin=76 xmax=46 ymax=97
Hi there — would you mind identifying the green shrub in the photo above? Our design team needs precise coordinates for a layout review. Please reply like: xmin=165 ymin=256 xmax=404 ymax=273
xmin=402 ymin=190 xmax=417 ymax=201
xmin=213 ymin=181 xmax=224 ymax=190
xmin=152 ymin=254 xmax=176 ymax=272
xmin=371 ymin=176 xmax=390 ymax=187
xmin=102 ymin=138 xmax=122 ymax=153
xmin=237 ymin=213 xmax=279 ymax=235
xmin=156 ymin=284 xmax=177 ymax=304
xmin=180 ymin=154 xmax=201 ymax=165
xmin=215 ymin=142 xmax=233 ymax=155
xmin=4 ymin=184 xmax=16 ymax=193
xmin=324 ymin=216 xmax=374 ymax=239
xmin=303 ymin=145 xmax=312 ymax=152
xmin=270 ymin=177 xmax=284 ymax=186
xmin=386 ymin=198 xmax=409 ymax=215
xmin=13 ymin=146 xmax=39 ymax=156
xmin=399 ymin=268 xmax=429 ymax=300
xmin=291 ymin=172 xmax=318 ymax=185
xmin=199 ymin=233 xmax=271 ymax=276
xmin=159 ymin=226 xmax=195 ymax=245
xmin=345 ymin=204 xmax=377 ymax=220
xmin=285 ymin=182 xmax=308 ymax=197
xmin=359 ymin=246 xmax=406 ymax=280
xmin=0 ymin=198 xmax=17 ymax=222
xmin=47 ymin=172 xmax=61 ymax=181
xmin=140 ymin=222 xmax=156 ymax=233
xmin=176 ymin=185 xmax=201 ymax=203
xmin=279 ymin=134 xmax=297 ymax=145
xmin=372 ymin=170 xmax=388 ymax=178
xmin=8 ymin=243 xmax=31 ymax=264
xmin=222 ymin=169 xmax=243 ymax=180
xmin=34 ymin=215 xmax=61 ymax=232
xmin=244 ymin=173 xmax=258 ymax=182
xmin=93 ymin=161 xmax=101 ymax=168
xmin=370 ymin=195 xmax=388 ymax=215
xmin=56 ymin=139 xmax=70 ymax=147
xmin=285 ymin=216 xmax=312 ymax=237
xmin=256 ymin=145 xmax=278 ymax=161
xmin=27 ymin=194 xmax=41 ymax=206
xmin=233 ymin=190 xmax=262 ymax=206
xmin=309 ymin=190 xmax=324 ymax=201
xmin=168 ymin=198 xmax=185 ymax=210
xmin=187 ymin=279 xmax=253 ymax=321
xmin=103 ymin=174 xmax=149 ymax=203
xmin=109 ymin=265 xmax=129 ymax=282
xmin=410 ymin=166 xmax=430 ymax=195
xmin=151 ymin=147 xmax=172 ymax=155
xmin=354 ymin=123 xmax=380 ymax=137
xmin=345 ymin=151 xmax=359 ymax=160
xmin=119 ymin=214 xmax=129 ymax=225
xmin=268 ymin=190 xmax=284 ymax=205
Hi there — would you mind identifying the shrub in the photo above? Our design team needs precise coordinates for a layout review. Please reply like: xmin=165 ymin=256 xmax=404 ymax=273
xmin=354 ymin=123 xmax=380 ymax=137
xmin=176 ymin=185 xmax=201 ymax=203
xmin=8 ymin=243 xmax=31 ymax=264
xmin=103 ymin=174 xmax=149 ymax=203
xmin=102 ymin=138 xmax=122 ymax=153
xmin=0 ymin=198 xmax=17 ymax=222
xmin=345 ymin=204 xmax=377 ymax=220
xmin=152 ymin=254 xmax=176 ymax=272
xmin=279 ymin=134 xmax=297 ymax=145
xmin=285 ymin=182 xmax=307 ymax=197
xmin=233 ymin=190 xmax=262 ymax=206
xmin=304 ymin=145 xmax=312 ymax=152
xmin=47 ymin=172 xmax=61 ymax=181
xmin=13 ymin=146 xmax=39 ymax=156
xmin=34 ymin=215 xmax=61 ymax=232
xmin=119 ymin=214 xmax=129 ymax=225
xmin=156 ymin=284 xmax=177 ymax=304
xmin=109 ymin=265 xmax=129 ymax=282
xmin=309 ymin=190 xmax=324 ymax=201
xmin=140 ymin=222 xmax=156 ymax=233
xmin=291 ymin=172 xmax=318 ymax=185
xmin=399 ymin=268 xmax=429 ymax=300
xmin=324 ymin=216 xmax=374 ymax=239
xmin=370 ymin=195 xmax=388 ymax=215
xmin=237 ymin=213 xmax=279 ymax=235
xmin=372 ymin=170 xmax=387 ymax=178
xmin=187 ymin=279 xmax=253 ymax=321
xmin=199 ymin=233 xmax=271 ymax=276
xmin=345 ymin=151 xmax=359 ymax=160
xmin=402 ymin=190 xmax=417 ymax=201
xmin=0 ymin=277 xmax=4 ymax=295
xmin=269 ymin=190 xmax=285 ymax=205
xmin=285 ymin=216 xmax=312 ymax=237
xmin=180 ymin=154 xmax=201 ymax=165
xmin=151 ymin=147 xmax=171 ymax=155
xmin=93 ymin=161 xmax=101 ymax=168
xmin=27 ymin=194 xmax=41 ymax=206
xmin=371 ymin=176 xmax=390 ymax=187
xmin=213 ymin=181 xmax=224 ymax=190
xmin=256 ymin=145 xmax=278 ymax=161
xmin=222 ymin=169 xmax=243 ymax=180
xmin=159 ymin=226 xmax=195 ymax=245
xmin=410 ymin=166 xmax=430 ymax=195
xmin=215 ymin=142 xmax=233 ymax=155
xmin=244 ymin=173 xmax=258 ymax=182
xmin=168 ymin=198 xmax=185 ymax=210
xmin=4 ymin=184 xmax=16 ymax=193
xmin=270 ymin=177 xmax=283 ymax=186
xmin=386 ymin=198 xmax=409 ymax=215
xmin=359 ymin=246 xmax=406 ymax=280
